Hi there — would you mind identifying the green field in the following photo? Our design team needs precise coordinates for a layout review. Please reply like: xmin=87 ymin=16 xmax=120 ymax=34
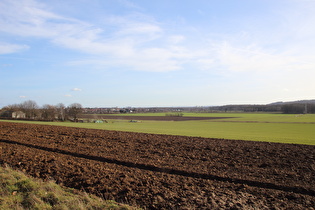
xmin=1 ymin=113 xmax=315 ymax=145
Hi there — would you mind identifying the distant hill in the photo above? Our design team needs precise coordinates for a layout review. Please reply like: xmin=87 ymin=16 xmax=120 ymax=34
xmin=206 ymin=99 xmax=315 ymax=113
xmin=268 ymin=99 xmax=315 ymax=106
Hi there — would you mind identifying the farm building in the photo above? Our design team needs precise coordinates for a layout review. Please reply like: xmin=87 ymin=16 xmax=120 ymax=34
xmin=0 ymin=110 xmax=26 ymax=119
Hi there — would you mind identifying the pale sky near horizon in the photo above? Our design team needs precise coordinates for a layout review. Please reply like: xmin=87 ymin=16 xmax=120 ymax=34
xmin=1 ymin=0 xmax=315 ymax=108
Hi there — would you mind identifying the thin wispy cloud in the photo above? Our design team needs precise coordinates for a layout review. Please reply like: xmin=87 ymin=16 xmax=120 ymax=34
xmin=72 ymin=88 xmax=82 ymax=91
xmin=0 ymin=42 xmax=29 ymax=54
xmin=215 ymin=43 xmax=310 ymax=73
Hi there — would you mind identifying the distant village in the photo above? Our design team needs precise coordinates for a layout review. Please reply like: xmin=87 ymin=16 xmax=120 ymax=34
xmin=82 ymin=99 xmax=315 ymax=114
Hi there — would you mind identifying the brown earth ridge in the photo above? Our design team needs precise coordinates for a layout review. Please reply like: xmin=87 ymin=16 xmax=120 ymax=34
xmin=78 ymin=115 xmax=235 ymax=121
xmin=0 ymin=121 xmax=315 ymax=209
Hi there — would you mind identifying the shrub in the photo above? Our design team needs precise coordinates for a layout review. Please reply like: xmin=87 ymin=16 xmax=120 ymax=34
xmin=165 ymin=113 xmax=184 ymax=117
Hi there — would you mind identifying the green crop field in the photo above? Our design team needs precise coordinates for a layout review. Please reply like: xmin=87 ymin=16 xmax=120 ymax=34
xmin=110 ymin=112 xmax=315 ymax=123
xmin=1 ymin=113 xmax=315 ymax=145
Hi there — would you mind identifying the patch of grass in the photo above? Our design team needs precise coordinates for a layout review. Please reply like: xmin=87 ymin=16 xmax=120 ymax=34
xmin=0 ymin=165 xmax=138 ymax=210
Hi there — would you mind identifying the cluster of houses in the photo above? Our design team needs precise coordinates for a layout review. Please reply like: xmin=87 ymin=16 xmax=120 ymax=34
xmin=82 ymin=107 xmax=185 ymax=114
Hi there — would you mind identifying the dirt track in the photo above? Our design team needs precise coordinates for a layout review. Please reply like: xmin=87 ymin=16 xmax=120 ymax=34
xmin=1 ymin=121 xmax=315 ymax=209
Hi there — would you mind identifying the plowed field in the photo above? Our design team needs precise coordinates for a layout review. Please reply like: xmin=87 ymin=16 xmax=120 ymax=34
xmin=79 ymin=114 xmax=234 ymax=121
xmin=1 ymin=121 xmax=315 ymax=209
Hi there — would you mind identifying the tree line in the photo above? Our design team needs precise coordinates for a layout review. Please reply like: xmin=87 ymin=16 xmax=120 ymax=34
xmin=208 ymin=103 xmax=315 ymax=114
xmin=281 ymin=103 xmax=315 ymax=114
xmin=0 ymin=100 xmax=83 ymax=121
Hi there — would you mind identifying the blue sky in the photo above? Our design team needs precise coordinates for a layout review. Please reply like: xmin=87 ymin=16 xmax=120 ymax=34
xmin=1 ymin=0 xmax=315 ymax=108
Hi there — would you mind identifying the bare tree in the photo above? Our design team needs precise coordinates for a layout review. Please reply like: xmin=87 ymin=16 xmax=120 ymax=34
xmin=41 ymin=104 xmax=57 ymax=121
xmin=2 ymin=104 xmax=20 ymax=112
xmin=67 ymin=103 xmax=83 ymax=121
xmin=20 ymin=100 xmax=39 ymax=119
xmin=56 ymin=103 xmax=66 ymax=121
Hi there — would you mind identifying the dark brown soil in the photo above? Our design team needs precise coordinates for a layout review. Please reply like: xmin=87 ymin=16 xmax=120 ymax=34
xmin=0 ymin=121 xmax=314 ymax=209
xmin=79 ymin=114 xmax=234 ymax=121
